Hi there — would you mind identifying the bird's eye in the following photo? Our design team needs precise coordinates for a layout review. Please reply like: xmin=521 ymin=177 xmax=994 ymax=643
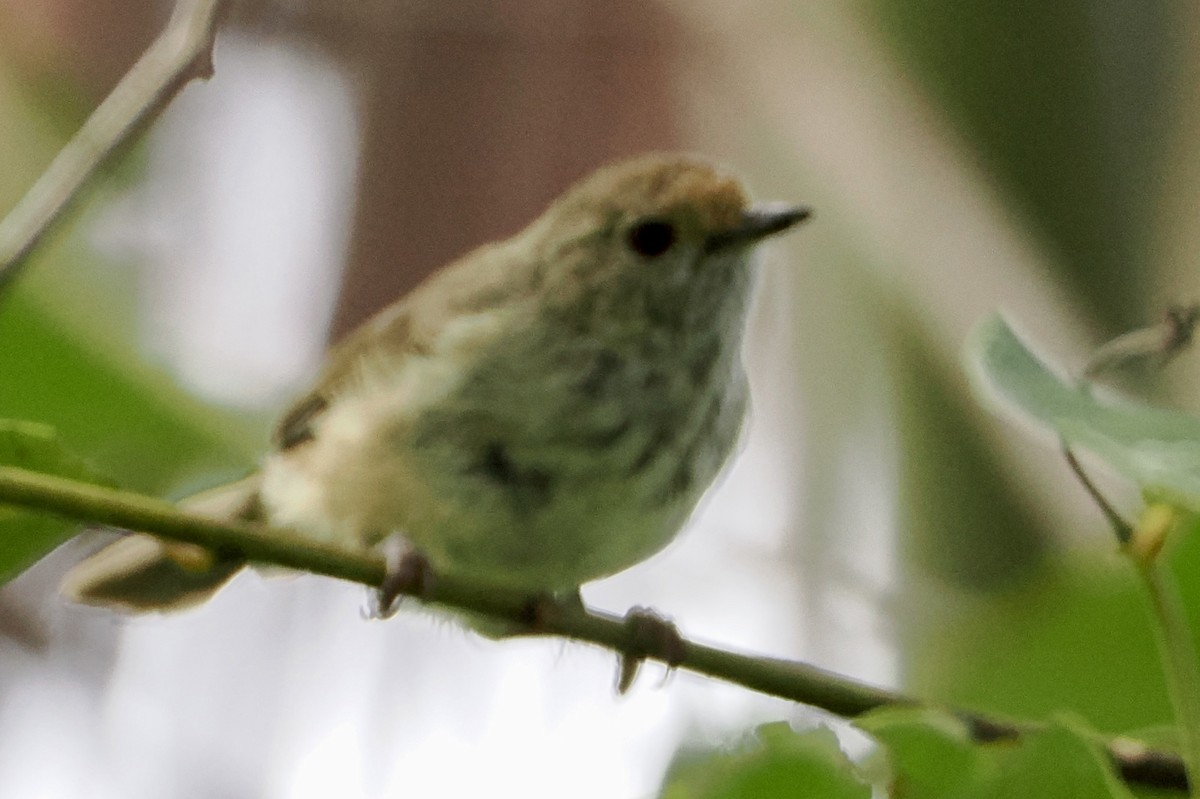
xmin=626 ymin=219 xmax=678 ymax=258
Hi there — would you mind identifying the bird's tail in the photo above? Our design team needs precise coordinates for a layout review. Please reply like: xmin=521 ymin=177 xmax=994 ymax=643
xmin=60 ymin=474 xmax=263 ymax=612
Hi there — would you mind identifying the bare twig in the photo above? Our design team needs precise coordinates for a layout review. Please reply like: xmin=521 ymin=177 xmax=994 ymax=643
xmin=1062 ymin=444 xmax=1134 ymax=546
xmin=0 ymin=0 xmax=228 ymax=292
xmin=1083 ymin=304 xmax=1200 ymax=380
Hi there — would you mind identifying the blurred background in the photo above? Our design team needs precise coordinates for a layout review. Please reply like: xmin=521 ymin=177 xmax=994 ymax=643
xmin=1 ymin=0 xmax=1199 ymax=796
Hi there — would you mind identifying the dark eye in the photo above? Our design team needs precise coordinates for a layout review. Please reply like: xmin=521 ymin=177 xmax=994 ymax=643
xmin=626 ymin=219 xmax=678 ymax=258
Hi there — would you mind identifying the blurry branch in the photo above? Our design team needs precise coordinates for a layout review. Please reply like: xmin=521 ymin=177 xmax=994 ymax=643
xmin=1082 ymin=304 xmax=1200 ymax=381
xmin=1137 ymin=519 xmax=1200 ymax=799
xmin=0 ymin=0 xmax=228 ymax=292
xmin=0 ymin=464 xmax=1187 ymax=793
xmin=1062 ymin=446 xmax=1133 ymax=546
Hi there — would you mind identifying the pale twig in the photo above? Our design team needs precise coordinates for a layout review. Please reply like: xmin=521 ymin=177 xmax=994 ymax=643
xmin=0 ymin=0 xmax=228 ymax=291
xmin=0 ymin=464 xmax=1187 ymax=793
xmin=1083 ymin=304 xmax=1200 ymax=380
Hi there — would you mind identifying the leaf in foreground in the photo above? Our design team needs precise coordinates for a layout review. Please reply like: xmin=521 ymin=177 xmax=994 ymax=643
xmin=991 ymin=717 xmax=1137 ymax=799
xmin=967 ymin=314 xmax=1200 ymax=513
xmin=860 ymin=707 xmax=1136 ymax=799
xmin=857 ymin=707 xmax=995 ymax=798
xmin=659 ymin=723 xmax=869 ymax=799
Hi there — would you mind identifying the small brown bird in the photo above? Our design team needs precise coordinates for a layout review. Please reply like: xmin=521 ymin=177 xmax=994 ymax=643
xmin=62 ymin=153 xmax=809 ymax=611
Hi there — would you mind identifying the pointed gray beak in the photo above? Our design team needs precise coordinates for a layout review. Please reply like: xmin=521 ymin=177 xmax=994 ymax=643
xmin=705 ymin=203 xmax=811 ymax=252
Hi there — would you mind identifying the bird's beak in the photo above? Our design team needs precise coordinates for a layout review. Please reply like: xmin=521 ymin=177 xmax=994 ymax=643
xmin=705 ymin=203 xmax=811 ymax=252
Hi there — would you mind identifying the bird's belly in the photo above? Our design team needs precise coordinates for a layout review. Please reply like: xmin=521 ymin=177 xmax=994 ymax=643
xmin=262 ymin=439 xmax=689 ymax=591
xmin=259 ymin=369 xmax=744 ymax=592
xmin=421 ymin=474 xmax=695 ymax=590
xmin=404 ymin=413 xmax=741 ymax=590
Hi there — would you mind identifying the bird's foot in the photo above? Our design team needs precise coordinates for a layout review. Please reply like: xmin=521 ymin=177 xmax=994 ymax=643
xmin=617 ymin=606 xmax=686 ymax=694
xmin=368 ymin=542 xmax=436 ymax=620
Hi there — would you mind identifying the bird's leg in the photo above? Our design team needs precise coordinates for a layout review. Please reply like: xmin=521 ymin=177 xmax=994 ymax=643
xmin=370 ymin=536 xmax=436 ymax=619
xmin=505 ymin=594 xmax=687 ymax=693
xmin=617 ymin=606 xmax=687 ymax=694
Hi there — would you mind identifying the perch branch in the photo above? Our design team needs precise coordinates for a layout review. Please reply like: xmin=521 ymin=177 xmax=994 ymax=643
xmin=0 ymin=464 xmax=1186 ymax=793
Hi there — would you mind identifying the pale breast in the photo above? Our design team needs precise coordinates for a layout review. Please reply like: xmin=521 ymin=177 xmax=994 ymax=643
xmin=258 ymin=308 xmax=749 ymax=591
xmin=385 ymin=321 xmax=749 ymax=587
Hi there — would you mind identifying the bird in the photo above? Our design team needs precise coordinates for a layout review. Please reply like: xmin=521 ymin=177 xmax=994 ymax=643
xmin=61 ymin=153 xmax=810 ymax=614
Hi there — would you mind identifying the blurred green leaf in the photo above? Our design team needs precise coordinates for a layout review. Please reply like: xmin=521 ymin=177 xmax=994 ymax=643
xmin=968 ymin=313 xmax=1200 ymax=512
xmin=992 ymin=717 xmax=1137 ymax=799
xmin=860 ymin=708 xmax=1136 ymax=798
xmin=908 ymin=547 xmax=1185 ymax=733
xmin=857 ymin=707 xmax=995 ymax=798
xmin=660 ymin=723 xmax=870 ymax=799
xmin=0 ymin=419 xmax=110 ymax=582
xmin=0 ymin=288 xmax=261 ymax=495
xmin=0 ymin=420 xmax=108 ymax=482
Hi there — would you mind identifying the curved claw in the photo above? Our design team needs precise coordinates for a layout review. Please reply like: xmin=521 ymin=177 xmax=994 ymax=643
xmin=372 ymin=546 xmax=435 ymax=619
xmin=617 ymin=606 xmax=686 ymax=694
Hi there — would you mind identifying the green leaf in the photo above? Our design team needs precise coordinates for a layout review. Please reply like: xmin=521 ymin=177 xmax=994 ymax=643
xmin=0 ymin=289 xmax=260 ymax=494
xmin=0 ymin=419 xmax=111 ymax=582
xmin=967 ymin=314 xmax=1200 ymax=512
xmin=991 ymin=717 xmax=1137 ymax=799
xmin=906 ymin=556 xmax=1172 ymax=735
xmin=860 ymin=708 xmax=1137 ymax=799
xmin=659 ymin=723 xmax=870 ymax=799
xmin=857 ymin=707 xmax=995 ymax=799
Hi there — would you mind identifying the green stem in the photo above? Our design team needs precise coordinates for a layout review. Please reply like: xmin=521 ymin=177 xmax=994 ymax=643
xmin=0 ymin=464 xmax=1188 ymax=792
xmin=1140 ymin=560 xmax=1200 ymax=798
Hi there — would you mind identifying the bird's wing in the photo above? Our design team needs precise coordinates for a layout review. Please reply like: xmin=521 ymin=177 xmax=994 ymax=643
xmin=271 ymin=240 xmax=526 ymax=453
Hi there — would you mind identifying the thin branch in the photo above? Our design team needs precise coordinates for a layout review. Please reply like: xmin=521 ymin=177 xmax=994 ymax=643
xmin=1062 ymin=443 xmax=1133 ymax=545
xmin=0 ymin=464 xmax=1187 ymax=793
xmin=0 ymin=0 xmax=228 ymax=291
xmin=1082 ymin=304 xmax=1200 ymax=380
